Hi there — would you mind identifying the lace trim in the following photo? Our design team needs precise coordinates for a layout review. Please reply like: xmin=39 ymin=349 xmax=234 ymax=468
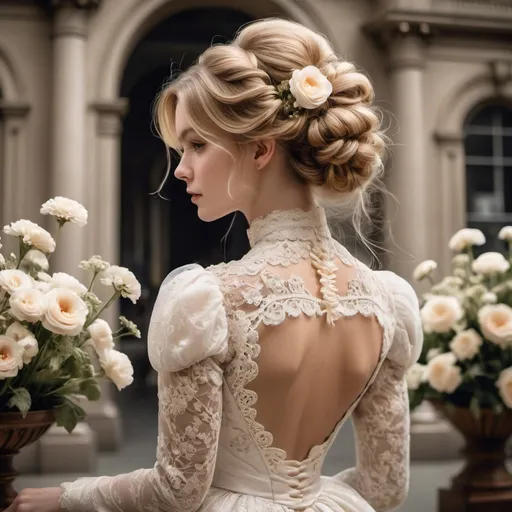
xmin=311 ymin=246 xmax=339 ymax=326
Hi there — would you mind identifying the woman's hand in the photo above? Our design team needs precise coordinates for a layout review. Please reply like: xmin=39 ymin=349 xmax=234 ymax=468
xmin=4 ymin=487 xmax=64 ymax=511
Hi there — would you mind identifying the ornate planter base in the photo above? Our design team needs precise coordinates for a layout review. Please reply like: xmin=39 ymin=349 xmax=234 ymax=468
xmin=0 ymin=410 xmax=55 ymax=510
xmin=432 ymin=401 xmax=512 ymax=512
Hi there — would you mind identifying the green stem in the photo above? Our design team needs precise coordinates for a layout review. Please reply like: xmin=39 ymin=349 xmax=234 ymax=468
xmin=84 ymin=291 xmax=120 ymax=329
xmin=87 ymin=272 xmax=99 ymax=293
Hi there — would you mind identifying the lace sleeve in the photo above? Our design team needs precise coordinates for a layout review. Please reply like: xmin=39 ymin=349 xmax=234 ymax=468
xmin=59 ymin=359 xmax=223 ymax=512
xmin=334 ymin=358 xmax=410 ymax=511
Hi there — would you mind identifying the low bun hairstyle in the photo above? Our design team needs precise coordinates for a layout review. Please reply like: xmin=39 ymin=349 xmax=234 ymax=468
xmin=155 ymin=18 xmax=386 ymax=196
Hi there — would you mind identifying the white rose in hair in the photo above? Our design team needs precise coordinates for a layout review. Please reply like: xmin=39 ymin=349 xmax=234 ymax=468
xmin=0 ymin=336 xmax=23 ymax=378
xmin=472 ymin=252 xmax=510 ymax=275
xmin=0 ymin=270 xmax=33 ymax=295
xmin=413 ymin=260 xmax=437 ymax=282
xmin=424 ymin=352 xmax=462 ymax=394
xmin=42 ymin=288 xmax=88 ymax=336
xmin=9 ymin=288 xmax=46 ymax=323
xmin=478 ymin=304 xmax=512 ymax=347
xmin=449 ymin=329 xmax=483 ymax=360
xmin=497 ymin=367 xmax=512 ymax=408
xmin=421 ymin=295 xmax=463 ymax=333
xmin=100 ymin=265 xmax=141 ymax=304
xmin=99 ymin=350 xmax=134 ymax=390
xmin=40 ymin=196 xmax=88 ymax=227
xmin=87 ymin=319 xmax=115 ymax=357
xmin=406 ymin=363 xmax=425 ymax=390
xmin=3 ymin=220 xmax=56 ymax=253
xmin=289 ymin=66 xmax=333 ymax=109
xmin=49 ymin=272 xmax=87 ymax=295
xmin=498 ymin=226 xmax=512 ymax=242
xmin=448 ymin=228 xmax=486 ymax=253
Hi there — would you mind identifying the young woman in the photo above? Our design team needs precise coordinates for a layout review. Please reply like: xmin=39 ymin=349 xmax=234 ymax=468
xmin=10 ymin=18 xmax=422 ymax=512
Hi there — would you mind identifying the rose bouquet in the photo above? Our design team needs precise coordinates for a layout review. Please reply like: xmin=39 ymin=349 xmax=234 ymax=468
xmin=0 ymin=197 xmax=140 ymax=432
xmin=407 ymin=226 xmax=512 ymax=417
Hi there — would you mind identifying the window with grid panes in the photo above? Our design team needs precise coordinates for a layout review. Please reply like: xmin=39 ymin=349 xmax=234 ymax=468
xmin=464 ymin=103 xmax=512 ymax=253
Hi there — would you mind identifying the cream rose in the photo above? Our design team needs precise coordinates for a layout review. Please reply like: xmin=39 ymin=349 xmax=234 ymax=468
xmin=478 ymin=304 xmax=512 ymax=347
xmin=424 ymin=352 xmax=463 ymax=393
xmin=421 ymin=295 xmax=464 ymax=333
xmin=413 ymin=260 xmax=438 ymax=282
xmin=449 ymin=329 xmax=483 ymax=360
xmin=448 ymin=228 xmax=486 ymax=252
xmin=0 ymin=270 xmax=33 ymax=295
xmin=288 ymin=66 xmax=333 ymax=109
xmin=0 ymin=335 xmax=23 ymax=378
xmin=406 ymin=363 xmax=425 ymax=390
xmin=5 ymin=322 xmax=38 ymax=365
xmin=498 ymin=226 xmax=512 ymax=243
xmin=9 ymin=288 xmax=46 ymax=323
xmin=472 ymin=252 xmax=510 ymax=275
xmin=49 ymin=272 xmax=87 ymax=295
xmin=497 ymin=367 xmax=512 ymax=408
xmin=100 ymin=266 xmax=141 ymax=304
xmin=87 ymin=319 xmax=115 ymax=357
xmin=3 ymin=220 xmax=56 ymax=253
xmin=40 ymin=196 xmax=88 ymax=227
xmin=99 ymin=350 xmax=134 ymax=390
xmin=42 ymin=288 xmax=88 ymax=336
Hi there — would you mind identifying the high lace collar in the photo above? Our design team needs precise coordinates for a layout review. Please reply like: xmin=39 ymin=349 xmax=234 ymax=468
xmin=247 ymin=207 xmax=331 ymax=248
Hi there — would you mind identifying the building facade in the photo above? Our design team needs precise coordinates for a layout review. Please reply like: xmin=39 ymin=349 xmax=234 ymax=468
xmin=0 ymin=0 xmax=511 ymax=468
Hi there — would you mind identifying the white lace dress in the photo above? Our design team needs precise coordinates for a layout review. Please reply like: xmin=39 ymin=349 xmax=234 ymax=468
xmin=60 ymin=207 xmax=423 ymax=512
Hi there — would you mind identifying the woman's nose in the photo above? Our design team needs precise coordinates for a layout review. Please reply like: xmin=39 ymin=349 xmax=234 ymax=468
xmin=174 ymin=159 xmax=191 ymax=181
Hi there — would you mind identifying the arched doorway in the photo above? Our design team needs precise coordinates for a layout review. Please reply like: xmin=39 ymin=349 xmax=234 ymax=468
xmin=119 ymin=7 xmax=253 ymax=380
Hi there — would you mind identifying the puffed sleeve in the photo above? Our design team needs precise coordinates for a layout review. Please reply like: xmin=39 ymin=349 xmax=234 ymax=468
xmin=59 ymin=265 xmax=228 ymax=512
xmin=334 ymin=270 xmax=423 ymax=511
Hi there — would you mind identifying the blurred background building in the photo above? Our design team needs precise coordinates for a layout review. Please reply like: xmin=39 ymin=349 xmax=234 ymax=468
xmin=0 ymin=0 xmax=511 ymax=509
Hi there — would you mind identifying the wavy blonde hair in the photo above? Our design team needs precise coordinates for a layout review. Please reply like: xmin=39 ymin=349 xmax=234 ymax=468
xmin=155 ymin=18 xmax=388 ymax=255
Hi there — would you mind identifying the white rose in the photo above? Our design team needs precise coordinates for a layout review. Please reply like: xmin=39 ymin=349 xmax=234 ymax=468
xmin=498 ymin=226 xmax=512 ymax=243
xmin=21 ymin=249 xmax=49 ymax=271
xmin=6 ymin=322 xmax=33 ymax=342
xmin=449 ymin=329 xmax=483 ymax=360
xmin=0 ymin=270 xmax=33 ymax=294
xmin=9 ymin=288 xmax=46 ymax=323
xmin=421 ymin=295 xmax=464 ymax=333
xmin=413 ymin=260 xmax=438 ymax=282
xmin=99 ymin=350 xmax=134 ymax=390
xmin=448 ymin=228 xmax=486 ymax=252
xmin=497 ymin=367 xmax=512 ymax=408
xmin=87 ymin=319 xmax=115 ymax=357
xmin=3 ymin=220 xmax=56 ymax=253
xmin=426 ymin=348 xmax=442 ymax=361
xmin=49 ymin=272 xmax=87 ymax=295
xmin=288 ymin=66 xmax=333 ymax=109
xmin=478 ymin=304 xmax=512 ymax=347
xmin=424 ymin=352 xmax=463 ymax=393
xmin=40 ymin=196 xmax=88 ymax=227
xmin=472 ymin=252 xmax=510 ymax=275
xmin=5 ymin=322 xmax=38 ymax=366
xmin=0 ymin=335 xmax=23 ymax=378
xmin=100 ymin=266 xmax=141 ymax=304
xmin=42 ymin=288 xmax=88 ymax=336
xmin=406 ymin=363 xmax=425 ymax=390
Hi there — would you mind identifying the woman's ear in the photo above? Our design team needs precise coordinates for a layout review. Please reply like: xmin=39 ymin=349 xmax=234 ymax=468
xmin=253 ymin=139 xmax=276 ymax=170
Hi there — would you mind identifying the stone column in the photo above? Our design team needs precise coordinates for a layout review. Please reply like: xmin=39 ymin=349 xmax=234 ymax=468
xmin=385 ymin=22 xmax=431 ymax=279
xmin=0 ymin=102 xmax=30 ymax=253
xmin=49 ymin=0 xmax=98 ymax=276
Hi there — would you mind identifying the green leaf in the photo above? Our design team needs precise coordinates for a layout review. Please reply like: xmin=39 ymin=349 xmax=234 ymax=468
xmin=79 ymin=379 xmax=101 ymax=401
xmin=8 ymin=388 xmax=31 ymax=417
xmin=55 ymin=399 xmax=85 ymax=434
xmin=470 ymin=396 xmax=481 ymax=420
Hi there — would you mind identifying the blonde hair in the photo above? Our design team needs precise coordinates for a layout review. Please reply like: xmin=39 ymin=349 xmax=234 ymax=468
xmin=154 ymin=18 xmax=388 ymax=256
